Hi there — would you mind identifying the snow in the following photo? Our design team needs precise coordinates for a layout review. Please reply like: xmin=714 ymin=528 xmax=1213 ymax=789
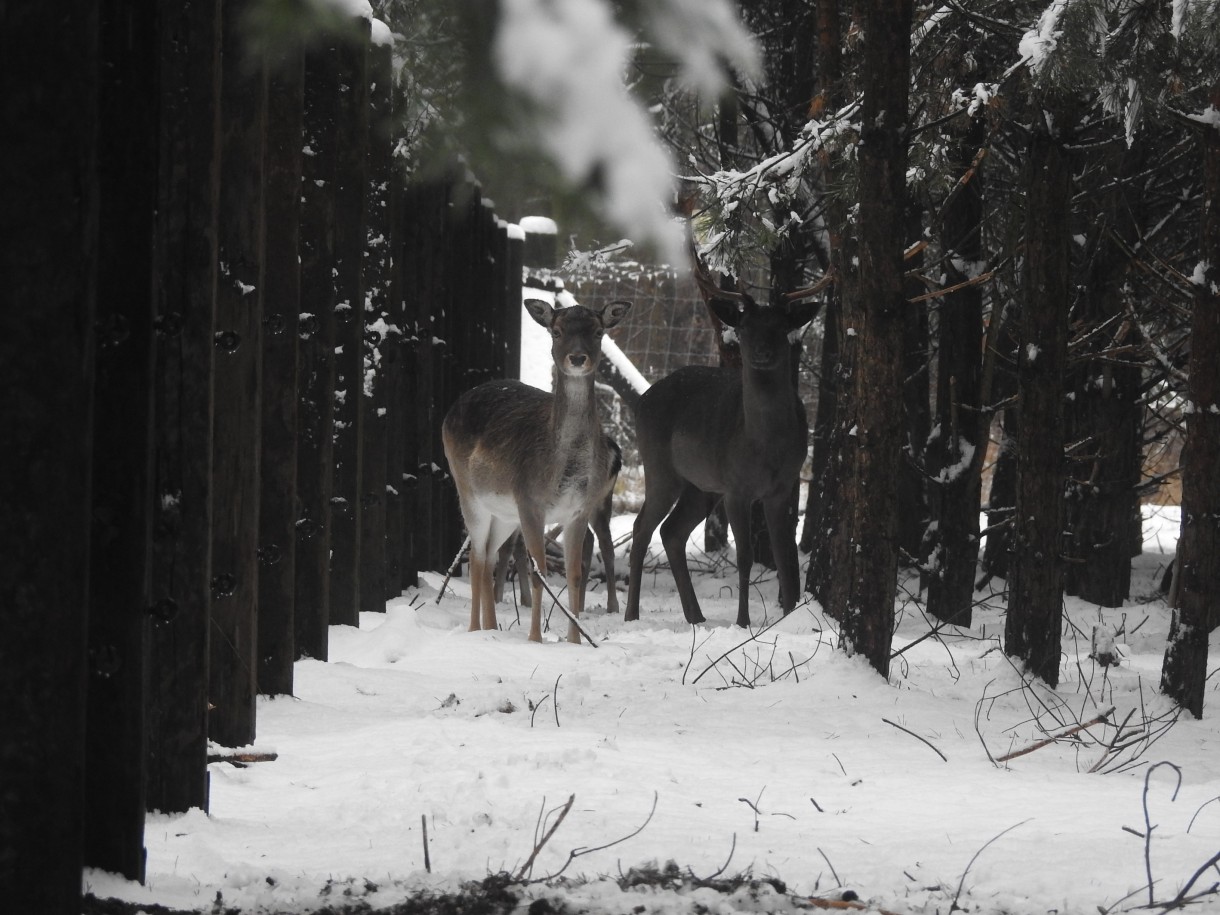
xmin=520 ymin=215 xmax=559 ymax=236
xmin=84 ymin=504 xmax=1220 ymax=914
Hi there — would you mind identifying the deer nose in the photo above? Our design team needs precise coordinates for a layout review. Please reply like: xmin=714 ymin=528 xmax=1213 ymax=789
xmin=568 ymin=353 xmax=588 ymax=368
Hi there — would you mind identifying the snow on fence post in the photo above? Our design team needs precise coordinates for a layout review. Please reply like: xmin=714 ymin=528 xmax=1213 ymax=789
xmin=328 ymin=16 xmax=371 ymax=629
xmin=146 ymin=0 xmax=220 ymax=817
xmin=257 ymin=41 xmax=305 ymax=697
xmin=359 ymin=27 xmax=394 ymax=615
xmin=294 ymin=38 xmax=342 ymax=664
xmin=208 ymin=0 xmax=267 ymax=750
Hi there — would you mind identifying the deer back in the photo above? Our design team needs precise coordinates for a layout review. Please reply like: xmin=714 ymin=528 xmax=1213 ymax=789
xmin=638 ymin=295 xmax=815 ymax=501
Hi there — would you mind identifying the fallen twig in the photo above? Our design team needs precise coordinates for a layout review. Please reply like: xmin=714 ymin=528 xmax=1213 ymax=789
xmin=881 ymin=717 xmax=947 ymax=762
xmin=421 ymin=814 xmax=431 ymax=873
xmin=515 ymin=794 xmax=575 ymax=881
xmin=530 ymin=556 xmax=599 ymax=647
xmin=995 ymin=707 xmax=1115 ymax=763
xmin=436 ymin=536 xmax=470 ymax=604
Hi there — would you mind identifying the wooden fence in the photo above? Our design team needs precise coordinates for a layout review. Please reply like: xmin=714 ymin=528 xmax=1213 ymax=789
xmin=0 ymin=3 xmax=521 ymax=909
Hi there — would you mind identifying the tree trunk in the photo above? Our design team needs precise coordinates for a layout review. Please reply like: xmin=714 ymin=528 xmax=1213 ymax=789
xmin=926 ymin=118 xmax=987 ymax=626
xmin=1062 ymin=146 xmax=1144 ymax=608
xmin=0 ymin=3 xmax=97 ymax=908
xmin=1005 ymin=120 xmax=1070 ymax=688
xmin=1161 ymin=83 xmax=1220 ymax=718
xmin=827 ymin=0 xmax=912 ymax=677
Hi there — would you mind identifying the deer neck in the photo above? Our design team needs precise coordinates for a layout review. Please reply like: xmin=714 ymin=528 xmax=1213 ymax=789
xmin=741 ymin=361 xmax=797 ymax=438
xmin=549 ymin=372 xmax=599 ymax=453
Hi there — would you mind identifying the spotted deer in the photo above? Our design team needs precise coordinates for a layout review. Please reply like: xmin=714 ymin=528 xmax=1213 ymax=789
xmin=442 ymin=298 xmax=630 ymax=642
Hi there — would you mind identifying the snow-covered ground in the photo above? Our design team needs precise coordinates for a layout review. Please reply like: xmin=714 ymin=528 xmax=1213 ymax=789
xmin=88 ymin=504 xmax=1220 ymax=914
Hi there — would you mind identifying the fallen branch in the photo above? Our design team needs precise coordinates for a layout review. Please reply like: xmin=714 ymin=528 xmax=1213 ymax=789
xmin=994 ymin=707 xmax=1115 ymax=763
xmin=206 ymin=750 xmax=278 ymax=765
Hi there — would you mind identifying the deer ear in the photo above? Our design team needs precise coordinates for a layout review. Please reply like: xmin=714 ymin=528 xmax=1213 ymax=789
xmin=787 ymin=298 xmax=819 ymax=331
xmin=600 ymin=299 xmax=631 ymax=329
xmin=524 ymin=298 xmax=555 ymax=328
xmin=707 ymin=296 xmax=744 ymax=328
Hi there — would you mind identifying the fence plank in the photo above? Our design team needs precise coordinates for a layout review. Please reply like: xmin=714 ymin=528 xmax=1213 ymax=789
xmin=359 ymin=35 xmax=394 ymax=614
xmin=209 ymin=0 xmax=266 ymax=747
xmin=146 ymin=0 xmax=220 ymax=815
xmin=258 ymin=46 xmax=305 ymax=696
xmin=329 ymin=21 xmax=371 ymax=627
xmin=0 ymin=2 xmax=98 ymax=908
xmin=294 ymin=41 xmax=341 ymax=662
xmin=83 ymin=0 xmax=159 ymax=880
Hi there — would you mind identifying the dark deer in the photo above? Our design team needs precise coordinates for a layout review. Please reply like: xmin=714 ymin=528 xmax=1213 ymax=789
xmin=442 ymin=298 xmax=631 ymax=643
xmin=625 ymin=279 xmax=817 ymax=628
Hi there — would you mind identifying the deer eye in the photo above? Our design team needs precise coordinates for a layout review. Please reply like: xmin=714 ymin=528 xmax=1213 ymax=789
xmin=551 ymin=328 xmax=562 ymax=339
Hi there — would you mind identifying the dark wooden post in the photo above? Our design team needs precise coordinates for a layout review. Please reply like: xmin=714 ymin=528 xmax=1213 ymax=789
xmin=0 ymin=3 xmax=98 ymax=908
xmin=360 ymin=32 xmax=393 ymax=614
xmin=295 ymin=40 xmax=341 ymax=661
xmin=383 ymin=112 xmax=408 ymax=599
xmin=146 ymin=0 xmax=221 ymax=814
xmin=329 ymin=20 xmax=370 ymax=626
xmin=258 ymin=44 xmax=305 ymax=696
xmin=83 ymin=0 xmax=159 ymax=881
xmin=209 ymin=0 xmax=267 ymax=747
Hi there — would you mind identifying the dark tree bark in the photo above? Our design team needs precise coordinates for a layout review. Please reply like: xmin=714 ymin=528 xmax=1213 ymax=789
xmin=328 ymin=21 xmax=370 ymax=627
xmin=926 ymin=119 xmax=987 ymax=626
xmin=0 ymin=3 xmax=97 ymax=908
xmin=295 ymin=41 xmax=342 ymax=661
xmin=801 ymin=0 xmax=844 ymax=606
xmin=827 ymin=0 xmax=913 ymax=677
xmin=1005 ymin=119 xmax=1071 ymax=688
xmin=258 ymin=45 xmax=305 ymax=696
xmin=1062 ymin=146 xmax=1144 ymax=608
xmin=84 ymin=0 xmax=158 ymax=880
xmin=1161 ymin=83 xmax=1220 ymax=719
xmin=209 ymin=0 xmax=266 ymax=747
xmin=898 ymin=208 xmax=930 ymax=567
xmin=146 ymin=0 xmax=220 ymax=814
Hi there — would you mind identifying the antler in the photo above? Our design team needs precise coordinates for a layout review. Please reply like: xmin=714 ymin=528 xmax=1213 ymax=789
xmin=784 ymin=269 xmax=836 ymax=302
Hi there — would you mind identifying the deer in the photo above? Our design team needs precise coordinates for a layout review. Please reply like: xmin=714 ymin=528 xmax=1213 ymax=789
xmin=494 ymin=435 xmax=622 ymax=615
xmin=624 ymin=275 xmax=818 ymax=629
xmin=442 ymin=297 xmax=631 ymax=643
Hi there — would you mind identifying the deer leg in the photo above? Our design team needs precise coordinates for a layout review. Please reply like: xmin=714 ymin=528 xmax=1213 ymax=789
xmin=592 ymin=497 xmax=619 ymax=615
xmin=513 ymin=534 xmax=532 ymax=605
xmin=518 ymin=510 xmax=548 ymax=642
xmin=625 ymin=479 xmax=681 ymax=621
xmin=660 ymin=485 xmax=715 ymax=625
xmin=724 ymin=494 xmax=754 ymax=628
xmin=563 ymin=521 xmax=590 ymax=643
xmin=493 ymin=534 xmax=516 ymax=604
xmin=763 ymin=493 xmax=800 ymax=614
xmin=478 ymin=517 xmax=518 ymax=631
